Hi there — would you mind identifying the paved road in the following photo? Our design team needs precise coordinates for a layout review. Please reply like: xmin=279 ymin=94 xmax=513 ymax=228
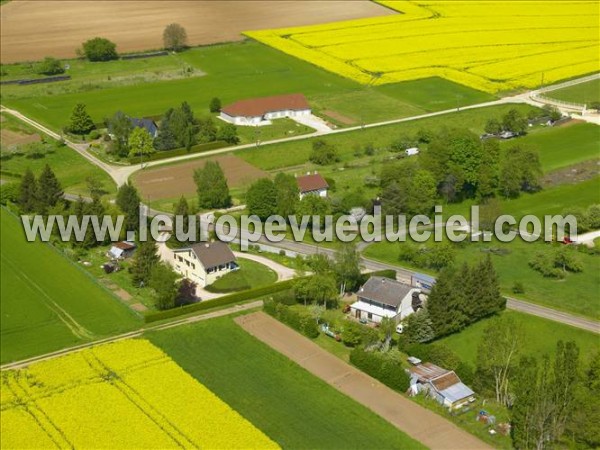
xmin=0 ymin=300 xmax=263 ymax=371
xmin=237 ymin=312 xmax=493 ymax=450
xmin=265 ymin=238 xmax=600 ymax=334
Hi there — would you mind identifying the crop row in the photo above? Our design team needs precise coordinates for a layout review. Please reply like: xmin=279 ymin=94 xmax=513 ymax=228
xmin=1 ymin=340 xmax=279 ymax=449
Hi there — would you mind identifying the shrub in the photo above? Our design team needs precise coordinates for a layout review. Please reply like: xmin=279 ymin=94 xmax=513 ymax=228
xmin=341 ymin=321 xmax=363 ymax=347
xmin=350 ymin=347 xmax=410 ymax=392
xmin=81 ymin=37 xmax=118 ymax=61
xmin=405 ymin=342 xmax=461 ymax=371
xmin=36 ymin=57 xmax=64 ymax=75
xmin=512 ymin=281 xmax=525 ymax=294
xmin=264 ymin=300 xmax=319 ymax=338
xmin=309 ymin=139 xmax=339 ymax=165
xmin=89 ymin=130 xmax=101 ymax=140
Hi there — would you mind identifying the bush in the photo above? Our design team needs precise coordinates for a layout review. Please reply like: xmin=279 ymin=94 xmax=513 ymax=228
xmin=512 ymin=281 xmax=525 ymax=294
xmin=350 ymin=347 xmax=410 ymax=392
xmin=88 ymin=130 xmax=101 ymax=140
xmin=341 ymin=321 xmax=363 ymax=347
xmin=405 ymin=342 xmax=461 ymax=371
xmin=0 ymin=182 xmax=20 ymax=205
xmin=36 ymin=57 xmax=64 ymax=75
xmin=81 ymin=37 xmax=118 ymax=61
xmin=264 ymin=301 xmax=319 ymax=338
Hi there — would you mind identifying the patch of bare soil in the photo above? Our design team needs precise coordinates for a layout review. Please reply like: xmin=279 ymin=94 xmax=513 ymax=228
xmin=0 ymin=129 xmax=40 ymax=147
xmin=134 ymin=154 xmax=268 ymax=201
xmin=542 ymin=159 xmax=600 ymax=187
xmin=322 ymin=109 xmax=357 ymax=125
xmin=0 ymin=1 xmax=395 ymax=63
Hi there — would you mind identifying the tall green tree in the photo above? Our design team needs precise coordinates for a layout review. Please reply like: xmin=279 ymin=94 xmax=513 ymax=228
xmin=36 ymin=57 xmax=64 ymax=75
xmin=170 ymin=196 xmax=193 ymax=248
xmin=246 ymin=178 xmax=277 ymax=220
xmin=274 ymin=172 xmax=299 ymax=219
xmin=194 ymin=161 xmax=231 ymax=209
xmin=36 ymin=164 xmax=63 ymax=214
xmin=209 ymin=97 xmax=222 ymax=113
xmin=19 ymin=168 xmax=37 ymax=213
xmin=379 ymin=317 xmax=396 ymax=351
xmin=294 ymin=274 xmax=337 ymax=308
xmin=107 ymin=111 xmax=133 ymax=157
xmin=130 ymin=239 xmax=160 ymax=286
xmin=403 ymin=308 xmax=435 ymax=343
xmin=567 ymin=352 xmax=600 ymax=448
xmin=68 ymin=103 xmax=95 ymax=135
xmin=128 ymin=127 xmax=154 ymax=158
xmin=116 ymin=183 xmax=141 ymax=232
xmin=426 ymin=267 xmax=468 ymax=337
xmin=309 ymin=139 xmax=339 ymax=165
xmin=475 ymin=315 xmax=522 ymax=406
xmin=499 ymin=146 xmax=542 ymax=198
xmin=405 ymin=169 xmax=437 ymax=215
xmin=216 ymin=123 xmax=239 ymax=144
xmin=334 ymin=243 xmax=362 ymax=292
xmin=502 ymin=108 xmax=528 ymax=134
xmin=81 ymin=37 xmax=118 ymax=61
xmin=149 ymin=263 xmax=179 ymax=310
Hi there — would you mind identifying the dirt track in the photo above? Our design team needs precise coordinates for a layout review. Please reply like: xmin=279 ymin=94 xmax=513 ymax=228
xmin=236 ymin=312 xmax=492 ymax=450
xmin=133 ymin=154 xmax=267 ymax=201
xmin=0 ymin=1 xmax=394 ymax=63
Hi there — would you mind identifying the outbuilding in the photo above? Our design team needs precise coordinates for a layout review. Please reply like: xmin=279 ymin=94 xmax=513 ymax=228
xmin=408 ymin=362 xmax=475 ymax=410
xmin=108 ymin=241 xmax=136 ymax=259
xmin=220 ymin=93 xmax=311 ymax=126
xmin=296 ymin=172 xmax=329 ymax=199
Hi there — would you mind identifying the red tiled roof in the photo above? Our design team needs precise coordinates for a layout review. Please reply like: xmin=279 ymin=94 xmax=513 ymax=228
xmin=221 ymin=93 xmax=310 ymax=118
xmin=297 ymin=173 xmax=329 ymax=193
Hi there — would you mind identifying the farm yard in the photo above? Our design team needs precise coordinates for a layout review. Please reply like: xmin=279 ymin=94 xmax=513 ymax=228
xmin=0 ymin=339 xmax=278 ymax=449
xmin=0 ymin=0 xmax=395 ymax=63
xmin=247 ymin=0 xmax=599 ymax=92
xmin=0 ymin=210 xmax=140 ymax=364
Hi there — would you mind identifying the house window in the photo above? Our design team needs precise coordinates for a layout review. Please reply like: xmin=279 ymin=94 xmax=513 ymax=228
xmin=367 ymin=313 xmax=372 ymax=320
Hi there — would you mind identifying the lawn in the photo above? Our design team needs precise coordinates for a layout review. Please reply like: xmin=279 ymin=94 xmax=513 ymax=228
xmin=498 ymin=122 xmax=600 ymax=172
xmin=363 ymin=237 xmax=600 ymax=319
xmin=1 ymin=113 xmax=116 ymax=195
xmin=440 ymin=310 xmax=600 ymax=367
xmin=205 ymin=258 xmax=278 ymax=293
xmin=147 ymin=315 xmax=425 ymax=450
xmin=0 ymin=209 xmax=140 ymax=363
xmin=238 ymin=103 xmax=539 ymax=170
xmin=235 ymin=118 xmax=315 ymax=144
xmin=544 ymin=79 xmax=600 ymax=105
xmin=2 ymin=40 xmax=494 ymax=132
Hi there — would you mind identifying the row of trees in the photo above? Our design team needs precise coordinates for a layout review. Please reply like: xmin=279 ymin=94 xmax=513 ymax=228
xmin=19 ymin=165 xmax=63 ymax=215
xmin=474 ymin=316 xmax=598 ymax=448
xmin=404 ymin=256 xmax=505 ymax=340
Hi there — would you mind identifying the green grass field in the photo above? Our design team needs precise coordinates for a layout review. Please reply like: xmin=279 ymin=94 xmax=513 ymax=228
xmin=499 ymin=122 xmax=600 ymax=172
xmin=0 ymin=209 xmax=140 ymax=363
xmin=148 ymin=315 xmax=425 ymax=450
xmin=544 ymin=79 xmax=600 ymax=105
xmin=364 ymin=237 xmax=600 ymax=319
xmin=205 ymin=258 xmax=277 ymax=293
xmin=238 ymin=103 xmax=538 ymax=170
xmin=440 ymin=310 xmax=599 ymax=367
xmin=2 ymin=41 xmax=494 ymax=132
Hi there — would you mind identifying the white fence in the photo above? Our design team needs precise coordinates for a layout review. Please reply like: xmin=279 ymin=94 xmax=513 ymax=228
xmin=530 ymin=73 xmax=599 ymax=113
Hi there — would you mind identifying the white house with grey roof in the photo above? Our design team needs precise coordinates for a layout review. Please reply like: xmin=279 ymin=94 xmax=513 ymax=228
xmin=350 ymin=276 xmax=421 ymax=324
xmin=169 ymin=241 xmax=238 ymax=287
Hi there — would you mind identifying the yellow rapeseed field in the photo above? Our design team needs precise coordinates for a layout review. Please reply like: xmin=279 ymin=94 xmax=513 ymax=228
xmin=0 ymin=339 xmax=279 ymax=449
xmin=245 ymin=1 xmax=599 ymax=93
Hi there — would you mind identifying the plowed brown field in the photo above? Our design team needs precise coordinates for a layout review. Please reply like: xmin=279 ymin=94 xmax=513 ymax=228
xmin=0 ymin=1 xmax=394 ymax=63
xmin=133 ymin=154 xmax=267 ymax=200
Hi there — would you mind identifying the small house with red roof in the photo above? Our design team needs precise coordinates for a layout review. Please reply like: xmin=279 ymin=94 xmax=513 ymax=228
xmin=296 ymin=172 xmax=329 ymax=199
xmin=220 ymin=93 xmax=311 ymax=126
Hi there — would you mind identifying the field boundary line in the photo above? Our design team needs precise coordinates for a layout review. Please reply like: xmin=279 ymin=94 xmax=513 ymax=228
xmin=0 ymin=301 xmax=263 ymax=371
